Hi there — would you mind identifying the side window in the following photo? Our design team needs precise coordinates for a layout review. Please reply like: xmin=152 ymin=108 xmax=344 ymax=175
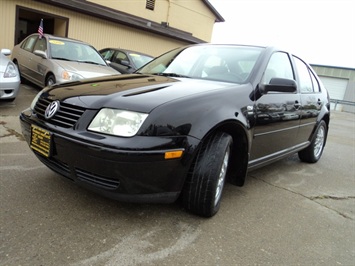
xmin=310 ymin=70 xmax=320 ymax=93
xmin=293 ymin=56 xmax=314 ymax=93
xmin=33 ymin=38 xmax=47 ymax=53
xmin=113 ymin=51 xmax=128 ymax=64
xmin=100 ymin=49 xmax=114 ymax=61
xmin=21 ymin=36 xmax=38 ymax=52
xmin=262 ymin=52 xmax=294 ymax=84
xmin=117 ymin=52 xmax=128 ymax=61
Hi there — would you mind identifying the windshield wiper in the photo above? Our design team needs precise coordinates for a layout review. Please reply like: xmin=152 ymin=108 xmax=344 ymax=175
xmin=52 ymin=57 xmax=71 ymax=61
xmin=77 ymin=60 xmax=103 ymax=65
xmin=155 ymin=73 xmax=190 ymax=78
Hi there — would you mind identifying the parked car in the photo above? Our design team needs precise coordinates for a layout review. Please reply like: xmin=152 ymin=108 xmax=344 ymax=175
xmin=11 ymin=33 xmax=119 ymax=87
xmin=0 ymin=49 xmax=21 ymax=101
xmin=19 ymin=44 xmax=330 ymax=217
xmin=100 ymin=48 xmax=153 ymax=73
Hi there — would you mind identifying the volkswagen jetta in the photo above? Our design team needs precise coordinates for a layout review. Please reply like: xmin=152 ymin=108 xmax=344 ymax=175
xmin=19 ymin=44 xmax=330 ymax=217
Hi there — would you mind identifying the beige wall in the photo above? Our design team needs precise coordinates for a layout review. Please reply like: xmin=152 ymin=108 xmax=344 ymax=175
xmin=88 ymin=0 xmax=216 ymax=41
xmin=0 ymin=0 xmax=209 ymax=57
xmin=0 ymin=0 xmax=18 ymax=50
xmin=167 ymin=0 xmax=216 ymax=41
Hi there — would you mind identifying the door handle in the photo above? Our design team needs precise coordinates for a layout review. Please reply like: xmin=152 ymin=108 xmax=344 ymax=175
xmin=294 ymin=100 xmax=301 ymax=109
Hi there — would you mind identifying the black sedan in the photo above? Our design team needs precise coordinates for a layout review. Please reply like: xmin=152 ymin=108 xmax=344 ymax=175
xmin=19 ymin=44 xmax=330 ymax=217
xmin=100 ymin=48 xmax=153 ymax=74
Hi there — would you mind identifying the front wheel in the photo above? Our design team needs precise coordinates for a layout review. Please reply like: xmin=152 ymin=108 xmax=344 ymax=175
xmin=14 ymin=61 xmax=26 ymax=84
xmin=298 ymin=120 xmax=327 ymax=163
xmin=182 ymin=132 xmax=233 ymax=217
xmin=46 ymin=75 xmax=56 ymax=86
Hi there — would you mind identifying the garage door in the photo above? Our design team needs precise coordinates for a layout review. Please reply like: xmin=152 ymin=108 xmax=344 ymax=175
xmin=319 ymin=76 xmax=348 ymax=111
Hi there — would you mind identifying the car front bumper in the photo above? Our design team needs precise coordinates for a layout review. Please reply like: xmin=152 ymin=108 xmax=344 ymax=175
xmin=0 ymin=78 xmax=20 ymax=99
xmin=20 ymin=111 xmax=199 ymax=204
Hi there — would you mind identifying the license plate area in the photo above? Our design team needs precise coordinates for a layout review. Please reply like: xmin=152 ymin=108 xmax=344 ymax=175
xmin=30 ymin=125 xmax=51 ymax=157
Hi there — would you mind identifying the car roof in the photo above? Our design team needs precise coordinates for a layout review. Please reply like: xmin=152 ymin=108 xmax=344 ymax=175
xmin=100 ymin=48 xmax=153 ymax=57
xmin=184 ymin=43 xmax=292 ymax=57
xmin=193 ymin=43 xmax=267 ymax=49
xmin=28 ymin=33 xmax=90 ymax=45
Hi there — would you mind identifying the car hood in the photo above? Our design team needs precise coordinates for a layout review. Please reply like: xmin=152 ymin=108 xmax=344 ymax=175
xmin=45 ymin=74 xmax=239 ymax=113
xmin=54 ymin=60 xmax=118 ymax=77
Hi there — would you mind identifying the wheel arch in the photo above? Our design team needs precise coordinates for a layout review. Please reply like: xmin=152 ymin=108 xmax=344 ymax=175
xmin=318 ymin=112 xmax=330 ymax=146
xmin=12 ymin=59 xmax=20 ymax=72
xmin=313 ymin=110 xmax=330 ymax=144
xmin=45 ymin=72 xmax=56 ymax=86
xmin=322 ymin=112 xmax=330 ymax=128
xmin=197 ymin=120 xmax=250 ymax=187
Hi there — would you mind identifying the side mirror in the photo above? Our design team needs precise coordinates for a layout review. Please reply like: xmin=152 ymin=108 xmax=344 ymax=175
xmin=250 ymin=78 xmax=297 ymax=100
xmin=34 ymin=50 xmax=47 ymax=59
xmin=260 ymin=78 xmax=297 ymax=94
xmin=120 ymin=60 xmax=130 ymax=67
xmin=1 ymin=48 xmax=11 ymax=56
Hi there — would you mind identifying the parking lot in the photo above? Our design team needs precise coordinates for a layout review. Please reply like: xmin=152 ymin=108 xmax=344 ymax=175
xmin=1 ymin=84 xmax=354 ymax=265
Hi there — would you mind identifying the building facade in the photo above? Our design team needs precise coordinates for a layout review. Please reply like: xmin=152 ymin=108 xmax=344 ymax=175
xmin=0 ymin=0 xmax=223 ymax=57
xmin=312 ymin=65 xmax=355 ymax=113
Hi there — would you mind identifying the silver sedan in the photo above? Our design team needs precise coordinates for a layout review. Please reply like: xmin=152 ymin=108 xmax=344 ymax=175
xmin=11 ymin=34 xmax=119 ymax=87
xmin=0 ymin=49 xmax=21 ymax=101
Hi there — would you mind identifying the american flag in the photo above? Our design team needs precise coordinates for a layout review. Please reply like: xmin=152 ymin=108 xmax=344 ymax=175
xmin=38 ymin=19 xmax=44 ymax=39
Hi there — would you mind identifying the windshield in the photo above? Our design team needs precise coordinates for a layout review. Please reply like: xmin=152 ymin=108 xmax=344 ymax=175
xmin=137 ymin=45 xmax=263 ymax=83
xmin=129 ymin=53 xmax=153 ymax=68
xmin=49 ymin=39 xmax=107 ymax=65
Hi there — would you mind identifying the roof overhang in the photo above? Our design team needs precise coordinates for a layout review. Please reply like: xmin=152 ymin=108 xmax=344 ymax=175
xmin=202 ymin=0 xmax=225 ymax=22
xmin=33 ymin=0 xmax=223 ymax=44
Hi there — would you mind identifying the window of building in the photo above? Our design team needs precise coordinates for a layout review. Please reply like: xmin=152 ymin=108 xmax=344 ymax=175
xmin=146 ymin=0 xmax=156 ymax=11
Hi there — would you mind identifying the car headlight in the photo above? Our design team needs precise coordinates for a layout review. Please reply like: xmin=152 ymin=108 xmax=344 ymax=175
xmin=3 ymin=62 xmax=18 ymax=78
xmin=88 ymin=108 xmax=148 ymax=137
xmin=62 ymin=70 xmax=84 ymax=81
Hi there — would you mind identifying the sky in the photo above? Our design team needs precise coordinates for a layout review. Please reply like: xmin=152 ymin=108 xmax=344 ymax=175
xmin=209 ymin=0 xmax=355 ymax=68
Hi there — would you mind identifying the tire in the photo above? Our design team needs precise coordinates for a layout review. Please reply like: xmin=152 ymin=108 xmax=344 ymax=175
xmin=182 ymin=132 xmax=233 ymax=217
xmin=46 ymin=75 xmax=56 ymax=86
xmin=14 ymin=61 xmax=26 ymax=84
xmin=298 ymin=120 xmax=327 ymax=163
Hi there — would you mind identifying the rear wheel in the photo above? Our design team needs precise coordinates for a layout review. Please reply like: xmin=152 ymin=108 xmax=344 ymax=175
xmin=182 ymin=132 xmax=233 ymax=217
xmin=298 ymin=120 xmax=327 ymax=163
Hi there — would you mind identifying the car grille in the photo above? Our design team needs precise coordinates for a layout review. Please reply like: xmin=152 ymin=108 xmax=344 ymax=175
xmin=34 ymin=98 xmax=86 ymax=128
xmin=36 ymin=155 xmax=73 ymax=181
xmin=75 ymin=168 xmax=120 ymax=190
xmin=36 ymin=154 xmax=120 ymax=190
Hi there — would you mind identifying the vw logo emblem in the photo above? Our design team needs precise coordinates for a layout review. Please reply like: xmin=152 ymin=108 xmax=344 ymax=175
xmin=45 ymin=100 xmax=60 ymax=119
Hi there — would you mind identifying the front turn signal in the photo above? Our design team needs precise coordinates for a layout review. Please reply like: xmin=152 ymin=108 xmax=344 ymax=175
xmin=164 ymin=150 xmax=184 ymax=159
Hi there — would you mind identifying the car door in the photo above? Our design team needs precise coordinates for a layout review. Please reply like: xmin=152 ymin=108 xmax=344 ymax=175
xmin=292 ymin=56 xmax=323 ymax=142
xmin=250 ymin=51 xmax=301 ymax=162
xmin=17 ymin=35 xmax=38 ymax=80
xmin=29 ymin=37 xmax=48 ymax=85
xmin=111 ymin=50 xmax=132 ymax=73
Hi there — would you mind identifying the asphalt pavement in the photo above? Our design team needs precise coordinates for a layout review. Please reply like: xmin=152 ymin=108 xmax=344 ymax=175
xmin=0 ymin=84 xmax=354 ymax=265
